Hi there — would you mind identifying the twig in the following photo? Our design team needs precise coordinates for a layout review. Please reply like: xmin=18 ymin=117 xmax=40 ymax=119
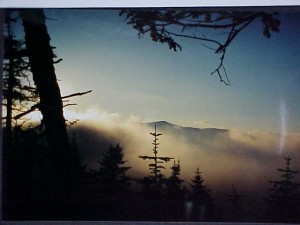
xmin=62 ymin=90 xmax=92 ymax=99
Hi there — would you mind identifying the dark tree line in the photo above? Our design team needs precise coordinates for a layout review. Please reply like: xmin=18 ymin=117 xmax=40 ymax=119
xmin=83 ymin=127 xmax=214 ymax=222
xmin=266 ymin=156 xmax=300 ymax=222
xmin=2 ymin=10 xmax=86 ymax=220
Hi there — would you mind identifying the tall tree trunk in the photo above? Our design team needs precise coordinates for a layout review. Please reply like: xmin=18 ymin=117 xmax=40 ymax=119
xmin=19 ymin=10 xmax=80 ymax=201
xmin=19 ymin=9 xmax=79 ymax=218
xmin=20 ymin=9 xmax=69 ymax=155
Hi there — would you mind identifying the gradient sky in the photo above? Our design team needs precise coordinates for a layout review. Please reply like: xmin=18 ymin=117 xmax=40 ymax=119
xmin=38 ymin=8 xmax=300 ymax=133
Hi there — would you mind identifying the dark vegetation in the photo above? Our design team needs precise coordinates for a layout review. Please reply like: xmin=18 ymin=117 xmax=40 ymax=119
xmin=2 ymin=8 xmax=300 ymax=223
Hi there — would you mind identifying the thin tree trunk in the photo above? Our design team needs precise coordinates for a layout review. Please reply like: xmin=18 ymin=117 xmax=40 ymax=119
xmin=5 ymin=13 xmax=14 ymax=157
xmin=2 ymin=15 xmax=14 ymax=219
xmin=1 ymin=8 xmax=7 ymax=220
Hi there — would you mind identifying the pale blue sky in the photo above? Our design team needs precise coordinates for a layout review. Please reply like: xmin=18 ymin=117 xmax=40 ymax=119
xmin=42 ymin=9 xmax=300 ymax=133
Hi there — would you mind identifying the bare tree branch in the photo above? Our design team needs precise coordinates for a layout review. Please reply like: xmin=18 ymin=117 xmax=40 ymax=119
xmin=120 ymin=9 xmax=280 ymax=84
xmin=11 ymin=90 xmax=92 ymax=120
xmin=61 ymin=90 xmax=92 ymax=99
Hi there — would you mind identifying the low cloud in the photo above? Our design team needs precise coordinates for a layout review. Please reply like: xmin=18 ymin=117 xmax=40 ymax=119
xmin=67 ymin=106 xmax=300 ymax=196
xmin=191 ymin=120 xmax=213 ymax=128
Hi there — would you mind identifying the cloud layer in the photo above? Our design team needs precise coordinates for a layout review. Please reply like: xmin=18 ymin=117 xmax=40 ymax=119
xmin=67 ymin=106 xmax=300 ymax=196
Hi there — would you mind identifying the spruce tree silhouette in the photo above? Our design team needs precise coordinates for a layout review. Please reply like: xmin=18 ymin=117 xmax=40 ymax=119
xmin=166 ymin=160 xmax=185 ymax=199
xmin=165 ymin=160 xmax=186 ymax=221
xmin=136 ymin=125 xmax=174 ymax=221
xmin=90 ymin=144 xmax=132 ymax=220
xmin=139 ymin=125 xmax=173 ymax=197
xmin=189 ymin=168 xmax=213 ymax=221
xmin=96 ymin=143 xmax=131 ymax=194
xmin=266 ymin=156 xmax=300 ymax=223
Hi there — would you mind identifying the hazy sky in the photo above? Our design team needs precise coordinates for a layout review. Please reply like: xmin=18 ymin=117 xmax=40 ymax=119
xmin=42 ymin=9 xmax=300 ymax=133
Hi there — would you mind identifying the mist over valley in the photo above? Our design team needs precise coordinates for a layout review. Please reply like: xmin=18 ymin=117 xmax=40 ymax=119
xmin=69 ymin=119 xmax=300 ymax=197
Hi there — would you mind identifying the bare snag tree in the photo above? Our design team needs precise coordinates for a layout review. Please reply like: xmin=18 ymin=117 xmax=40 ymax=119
xmin=20 ymin=9 xmax=69 ymax=154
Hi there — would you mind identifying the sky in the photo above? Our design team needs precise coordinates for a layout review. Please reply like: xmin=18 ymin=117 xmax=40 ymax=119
xmin=39 ymin=8 xmax=300 ymax=134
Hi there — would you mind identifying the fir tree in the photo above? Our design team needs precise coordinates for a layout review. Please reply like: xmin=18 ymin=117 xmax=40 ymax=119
xmin=139 ymin=125 xmax=173 ymax=196
xmin=3 ymin=12 xmax=41 ymax=220
xmin=97 ymin=143 xmax=131 ymax=194
xmin=166 ymin=160 xmax=185 ymax=199
xmin=189 ymin=168 xmax=213 ymax=221
xmin=266 ymin=156 xmax=300 ymax=222
xmin=165 ymin=160 xmax=186 ymax=221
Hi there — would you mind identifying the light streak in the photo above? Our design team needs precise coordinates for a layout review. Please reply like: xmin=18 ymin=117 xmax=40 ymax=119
xmin=278 ymin=98 xmax=288 ymax=154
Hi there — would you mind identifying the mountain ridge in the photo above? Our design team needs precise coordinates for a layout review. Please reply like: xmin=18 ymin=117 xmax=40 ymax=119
xmin=145 ymin=120 xmax=228 ymax=141
xmin=146 ymin=120 xmax=228 ymax=132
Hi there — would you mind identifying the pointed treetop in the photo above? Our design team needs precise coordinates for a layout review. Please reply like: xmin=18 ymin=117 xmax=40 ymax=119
xmin=150 ymin=124 xmax=162 ymax=137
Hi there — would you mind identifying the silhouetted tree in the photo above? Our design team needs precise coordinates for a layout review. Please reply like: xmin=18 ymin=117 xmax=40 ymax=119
xmin=266 ymin=156 xmax=300 ymax=222
xmin=2 ymin=11 xmax=39 ymax=219
xmin=120 ymin=9 xmax=280 ymax=84
xmin=3 ymin=10 xmax=37 ymax=160
xmin=189 ymin=168 xmax=213 ymax=221
xmin=2 ymin=9 xmax=88 ymax=220
xmin=165 ymin=160 xmax=186 ymax=221
xmin=3 ymin=11 xmax=37 ymax=138
xmin=225 ymin=184 xmax=245 ymax=221
xmin=96 ymin=143 xmax=131 ymax=194
xmin=87 ymin=143 xmax=132 ymax=220
xmin=139 ymin=125 xmax=173 ymax=197
xmin=20 ymin=10 xmax=73 ymax=181
xmin=166 ymin=160 xmax=185 ymax=199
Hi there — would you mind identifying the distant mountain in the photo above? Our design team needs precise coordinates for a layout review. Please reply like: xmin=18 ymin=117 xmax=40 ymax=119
xmin=145 ymin=120 xmax=228 ymax=141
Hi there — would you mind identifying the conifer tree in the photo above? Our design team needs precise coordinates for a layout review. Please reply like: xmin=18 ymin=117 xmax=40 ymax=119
xmin=3 ymin=11 xmax=38 ymax=154
xmin=97 ymin=143 xmax=131 ymax=194
xmin=165 ymin=160 xmax=186 ymax=221
xmin=166 ymin=160 xmax=185 ymax=199
xmin=3 ymin=11 xmax=39 ymax=219
xmin=139 ymin=125 xmax=173 ymax=196
xmin=266 ymin=156 xmax=300 ymax=222
xmin=189 ymin=168 xmax=213 ymax=221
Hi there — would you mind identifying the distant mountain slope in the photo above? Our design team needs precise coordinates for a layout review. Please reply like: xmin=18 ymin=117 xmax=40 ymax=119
xmin=145 ymin=121 xmax=228 ymax=142
xmin=69 ymin=118 xmax=300 ymax=199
